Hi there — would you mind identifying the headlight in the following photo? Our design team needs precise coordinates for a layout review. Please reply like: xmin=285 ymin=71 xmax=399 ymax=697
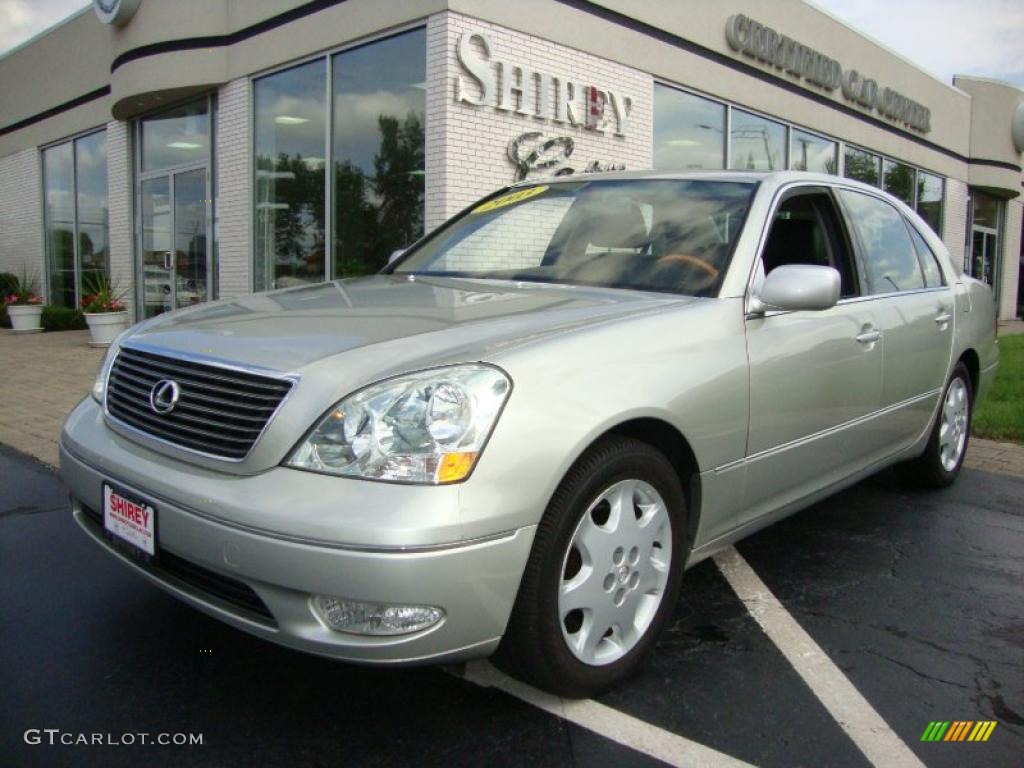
xmin=91 ymin=331 xmax=130 ymax=404
xmin=285 ymin=364 xmax=511 ymax=484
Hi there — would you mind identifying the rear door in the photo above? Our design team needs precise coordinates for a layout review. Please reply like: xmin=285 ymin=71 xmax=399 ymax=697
xmin=741 ymin=186 xmax=885 ymax=526
xmin=836 ymin=190 xmax=954 ymax=451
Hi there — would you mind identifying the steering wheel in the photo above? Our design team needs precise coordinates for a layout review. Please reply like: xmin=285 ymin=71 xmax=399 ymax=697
xmin=655 ymin=253 xmax=720 ymax=279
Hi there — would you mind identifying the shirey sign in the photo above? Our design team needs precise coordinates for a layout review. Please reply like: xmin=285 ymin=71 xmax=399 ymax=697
xmin=454 ymin=30 xmax=634 ymax=137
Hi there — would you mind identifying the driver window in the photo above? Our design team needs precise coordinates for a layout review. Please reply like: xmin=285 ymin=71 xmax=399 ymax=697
xmin=761 ymin=191 xmax=858 ymax=298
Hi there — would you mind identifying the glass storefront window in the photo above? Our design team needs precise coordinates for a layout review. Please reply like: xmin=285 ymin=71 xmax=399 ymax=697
xmin=789 ymin=129 xmax=836 ymax=173
xmin=883 ymin=159 xmax=915 ymax=206
xmin=43 ymin=131 xmax=108 ymax=308
xmin=75 ymin=130 xmax=109 ymax=295
xmin=729 ymin=109 xmax=786 ymax=171
xmin=915 ymin=171 xmax=943 ymax=234
xmin=43 ymin=142 xmax=75 ymax=308
xmin=843 ymin=146 xmax=880 ymax=185
xmin=141 ymin=101 xmax=209 ymax=172
xmin=332 ymin=28 xmax=425 ymax=277
xmin=653 ymin=86 xmax=725 ymax=171
xmin=254 ymin=59 xmax=327 ymax=291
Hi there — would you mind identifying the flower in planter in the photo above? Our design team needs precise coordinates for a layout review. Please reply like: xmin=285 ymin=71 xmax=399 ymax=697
xmin=5 ymin=292 xmax=44 ymax=306
xmin=81 ymin=273 xmax=127 ymax=314
xmin=5 ymin=266 xmax=45 ymax=305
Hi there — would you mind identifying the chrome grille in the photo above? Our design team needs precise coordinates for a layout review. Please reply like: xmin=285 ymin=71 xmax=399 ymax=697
xmin=106 ymin=346 xmax=294 ymax=460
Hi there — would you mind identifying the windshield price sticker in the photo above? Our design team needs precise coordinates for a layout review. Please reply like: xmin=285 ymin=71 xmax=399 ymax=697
xmin=473 ymin=186 xmax=549 ymax=214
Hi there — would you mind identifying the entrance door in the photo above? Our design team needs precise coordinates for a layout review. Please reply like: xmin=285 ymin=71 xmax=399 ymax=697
xmin=971 ymin=227 xmax=998 ymax=287
xmin=135 ymin=98 xmax=213 ymax=319
xmin=139 ymin=169 xmax=209 ymax=318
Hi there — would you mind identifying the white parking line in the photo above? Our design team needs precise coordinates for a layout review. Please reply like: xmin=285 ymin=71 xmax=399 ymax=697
xmin=462 ymin=660 xmax=757 ymax=768
xmin=713 ymin=546 xmax=926 ymax=768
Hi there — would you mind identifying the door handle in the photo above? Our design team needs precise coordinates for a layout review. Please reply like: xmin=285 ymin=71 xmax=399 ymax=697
xmin=935 ymin=312 xmax=952 ymax=325
xmin=856 ymin=329 xmax=882 ymax=345
xmin=163 ymin=251 xmax=175 ymax=271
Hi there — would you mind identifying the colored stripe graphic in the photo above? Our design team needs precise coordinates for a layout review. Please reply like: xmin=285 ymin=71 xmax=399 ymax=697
xmin=921 ymin=721 xmax=997 ymax=742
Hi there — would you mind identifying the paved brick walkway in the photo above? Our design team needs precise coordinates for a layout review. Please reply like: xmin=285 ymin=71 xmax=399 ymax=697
xmin=1 ymin=328 xmax=1022 ymax=478
xmin=0 ymin=330 xmax=103 ymax=467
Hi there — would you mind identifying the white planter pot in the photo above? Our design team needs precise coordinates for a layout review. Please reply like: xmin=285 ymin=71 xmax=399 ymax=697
xmin=7 ymin=304 xmax=43 ymax=333
xmin=85 ymin=311 xmax=130 ymax=347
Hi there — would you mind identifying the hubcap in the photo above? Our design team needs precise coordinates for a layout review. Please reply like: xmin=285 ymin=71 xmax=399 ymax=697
xmin=558 ymin=479 xmax=672 ymax=666
xmin=939 ymin=377 xmax=969 ymax=472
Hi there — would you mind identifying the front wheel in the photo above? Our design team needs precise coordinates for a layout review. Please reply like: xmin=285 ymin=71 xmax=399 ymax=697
xmin=497 ymin=437 xmax=688 ymax=697
xmin=906 ymin=362 xmax=973 ymax=488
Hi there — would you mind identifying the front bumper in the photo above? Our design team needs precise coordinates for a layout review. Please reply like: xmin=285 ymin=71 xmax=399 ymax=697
xmin=59 ymin=400 xmax=536 ymax=665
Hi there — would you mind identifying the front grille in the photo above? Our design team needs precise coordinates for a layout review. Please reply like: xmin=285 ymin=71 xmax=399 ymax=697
xmin=80 ymin=504 xmax=276 ymax=626
xmin=106 ymin=346 xmax=293 ymax=460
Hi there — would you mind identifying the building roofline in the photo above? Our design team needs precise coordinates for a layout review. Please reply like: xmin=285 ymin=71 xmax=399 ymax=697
xmin=0 ymin=3 xmax=92 ymax=64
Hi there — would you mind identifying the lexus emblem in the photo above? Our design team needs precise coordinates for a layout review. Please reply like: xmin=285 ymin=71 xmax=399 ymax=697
xmin=149 ymin=379 xmax=181 ymax=415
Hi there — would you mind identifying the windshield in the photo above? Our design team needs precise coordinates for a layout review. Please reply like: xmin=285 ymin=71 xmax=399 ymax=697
xmin=391 ymin=179 xmax=755 ymax=296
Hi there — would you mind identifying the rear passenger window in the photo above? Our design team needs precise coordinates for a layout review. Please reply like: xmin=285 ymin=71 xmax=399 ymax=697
xmin=906 ymin=222 xmax=944 ymax=287
xmin=838 ymin=190 xmax=925 ymax=294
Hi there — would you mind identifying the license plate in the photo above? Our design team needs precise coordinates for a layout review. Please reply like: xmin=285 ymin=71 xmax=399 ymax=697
xmin=103 ymin=483 xmax=157 ymax=557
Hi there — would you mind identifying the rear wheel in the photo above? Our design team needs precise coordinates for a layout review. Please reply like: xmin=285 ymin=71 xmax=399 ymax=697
xmin=906 ymin=362 xmax=972 ymax=488
xmin=497 ymin=436 xmax=687 ymax=697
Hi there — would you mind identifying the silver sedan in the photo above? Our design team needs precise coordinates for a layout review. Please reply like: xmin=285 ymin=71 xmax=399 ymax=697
xmin=60 ymin=171 xmax=998 ymax=696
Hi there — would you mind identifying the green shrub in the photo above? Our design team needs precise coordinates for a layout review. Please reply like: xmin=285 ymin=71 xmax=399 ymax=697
xmin=0 ymin=272 xmax=17 ymax=294
xmin=41 ymin=305 xmax=87 ymax=332
xmin=0 ymin=272 xmax=14 ymax=328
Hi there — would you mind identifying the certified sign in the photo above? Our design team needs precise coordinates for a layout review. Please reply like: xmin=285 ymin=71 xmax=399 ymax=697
xmin=93 ymin=0 xmax=142 ymax=26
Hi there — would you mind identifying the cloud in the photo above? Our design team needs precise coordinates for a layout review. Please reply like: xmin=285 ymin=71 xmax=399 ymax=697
xmin=0 ymin=0 xmax=89 ymax=56
xmin=812 ymin=0 xmax=1024 ymax=87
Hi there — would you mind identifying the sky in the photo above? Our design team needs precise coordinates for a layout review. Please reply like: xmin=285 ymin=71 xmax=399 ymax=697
xmin=1 ymin=0 xmax=1022 ymax=87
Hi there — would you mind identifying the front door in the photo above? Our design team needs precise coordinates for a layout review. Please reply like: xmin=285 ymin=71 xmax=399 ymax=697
xmin=139 ymin=169 xmax=209 ymax=318
xmin=135 ymin=98 xmax=212 ymax=320
xmin=741 ymin=187 xmax=885 ymax=526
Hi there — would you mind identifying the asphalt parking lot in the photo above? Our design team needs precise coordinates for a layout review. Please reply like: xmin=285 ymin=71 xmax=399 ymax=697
xmin=2 ymin=444 xmax=1021 ymax=768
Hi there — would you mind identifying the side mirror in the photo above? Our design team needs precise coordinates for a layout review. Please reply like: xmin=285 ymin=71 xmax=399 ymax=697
xmin=750 ymin=264 xmax=840 ymax=314
xmin=388 ymin=249 xmax=405 ymax=265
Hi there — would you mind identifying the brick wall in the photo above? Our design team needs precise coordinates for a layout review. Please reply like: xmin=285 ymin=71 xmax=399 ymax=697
xmin=216 ymin=77 xmax=252 ymax=298
xmin=425 ymin=11 xmax=653 ymax=232
xmin=942 ymin=177 xmax=968 ymax=275
xmin=105 ymin=120 xmax=133 ymax=317
xmin=0 ymin=147 xmax=43 ymax=289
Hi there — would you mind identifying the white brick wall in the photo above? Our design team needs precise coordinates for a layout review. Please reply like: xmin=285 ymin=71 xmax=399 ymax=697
xmin=1000 ymin=198 xmax=1021 ymax=320
xmin=105 ymin=120 xmax=133 ymax=317
xmin=942 ymin=177 xmax=968 ymax=275
xmin=425 ymin=11 xmax=653 ymax=231
xmin=0 ymin=148 xmax=43 ymax=291
xmin=216 ymin=77 xmax=252 ymax=298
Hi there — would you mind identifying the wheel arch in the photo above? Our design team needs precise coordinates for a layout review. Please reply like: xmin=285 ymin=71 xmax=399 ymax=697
xmin=957 ymin=348 xmax=980 ymax=399
xmin=597 ymin=418 xmax=702 ymax=549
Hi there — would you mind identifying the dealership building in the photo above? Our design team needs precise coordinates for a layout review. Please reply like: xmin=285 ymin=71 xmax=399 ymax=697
xmin=1 ymin=0 xmax=1022 ymax=320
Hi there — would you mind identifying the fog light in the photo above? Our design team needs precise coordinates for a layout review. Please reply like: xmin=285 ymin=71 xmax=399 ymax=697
xmin=313 ymin=596 xmax=444 ymax=636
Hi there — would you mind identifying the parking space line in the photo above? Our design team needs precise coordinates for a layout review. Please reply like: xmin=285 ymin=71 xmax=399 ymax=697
xmin=713 ymin=547 xmax=926 ymax=768
xmin=461 ymin=660 xmax=756 ymax=768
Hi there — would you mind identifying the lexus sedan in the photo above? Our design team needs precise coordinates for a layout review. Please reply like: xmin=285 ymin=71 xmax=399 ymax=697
xmin=60 ymin=171 xmax=998 ymax=696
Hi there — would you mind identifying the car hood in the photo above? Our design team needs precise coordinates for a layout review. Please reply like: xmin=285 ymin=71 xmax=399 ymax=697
xmin=125 ymin=275 xmax=689 ymax=373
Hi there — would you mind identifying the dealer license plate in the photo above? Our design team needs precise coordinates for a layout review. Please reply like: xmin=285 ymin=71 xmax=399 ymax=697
xmin=103 ymin=483 xmax=157 ymax=557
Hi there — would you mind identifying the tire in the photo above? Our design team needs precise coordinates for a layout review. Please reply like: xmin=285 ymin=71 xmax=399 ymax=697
xmin=906 ymin=362 xmax=973 ymax=488
xmin=496 ymin=436 xmax=688 ymax=697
